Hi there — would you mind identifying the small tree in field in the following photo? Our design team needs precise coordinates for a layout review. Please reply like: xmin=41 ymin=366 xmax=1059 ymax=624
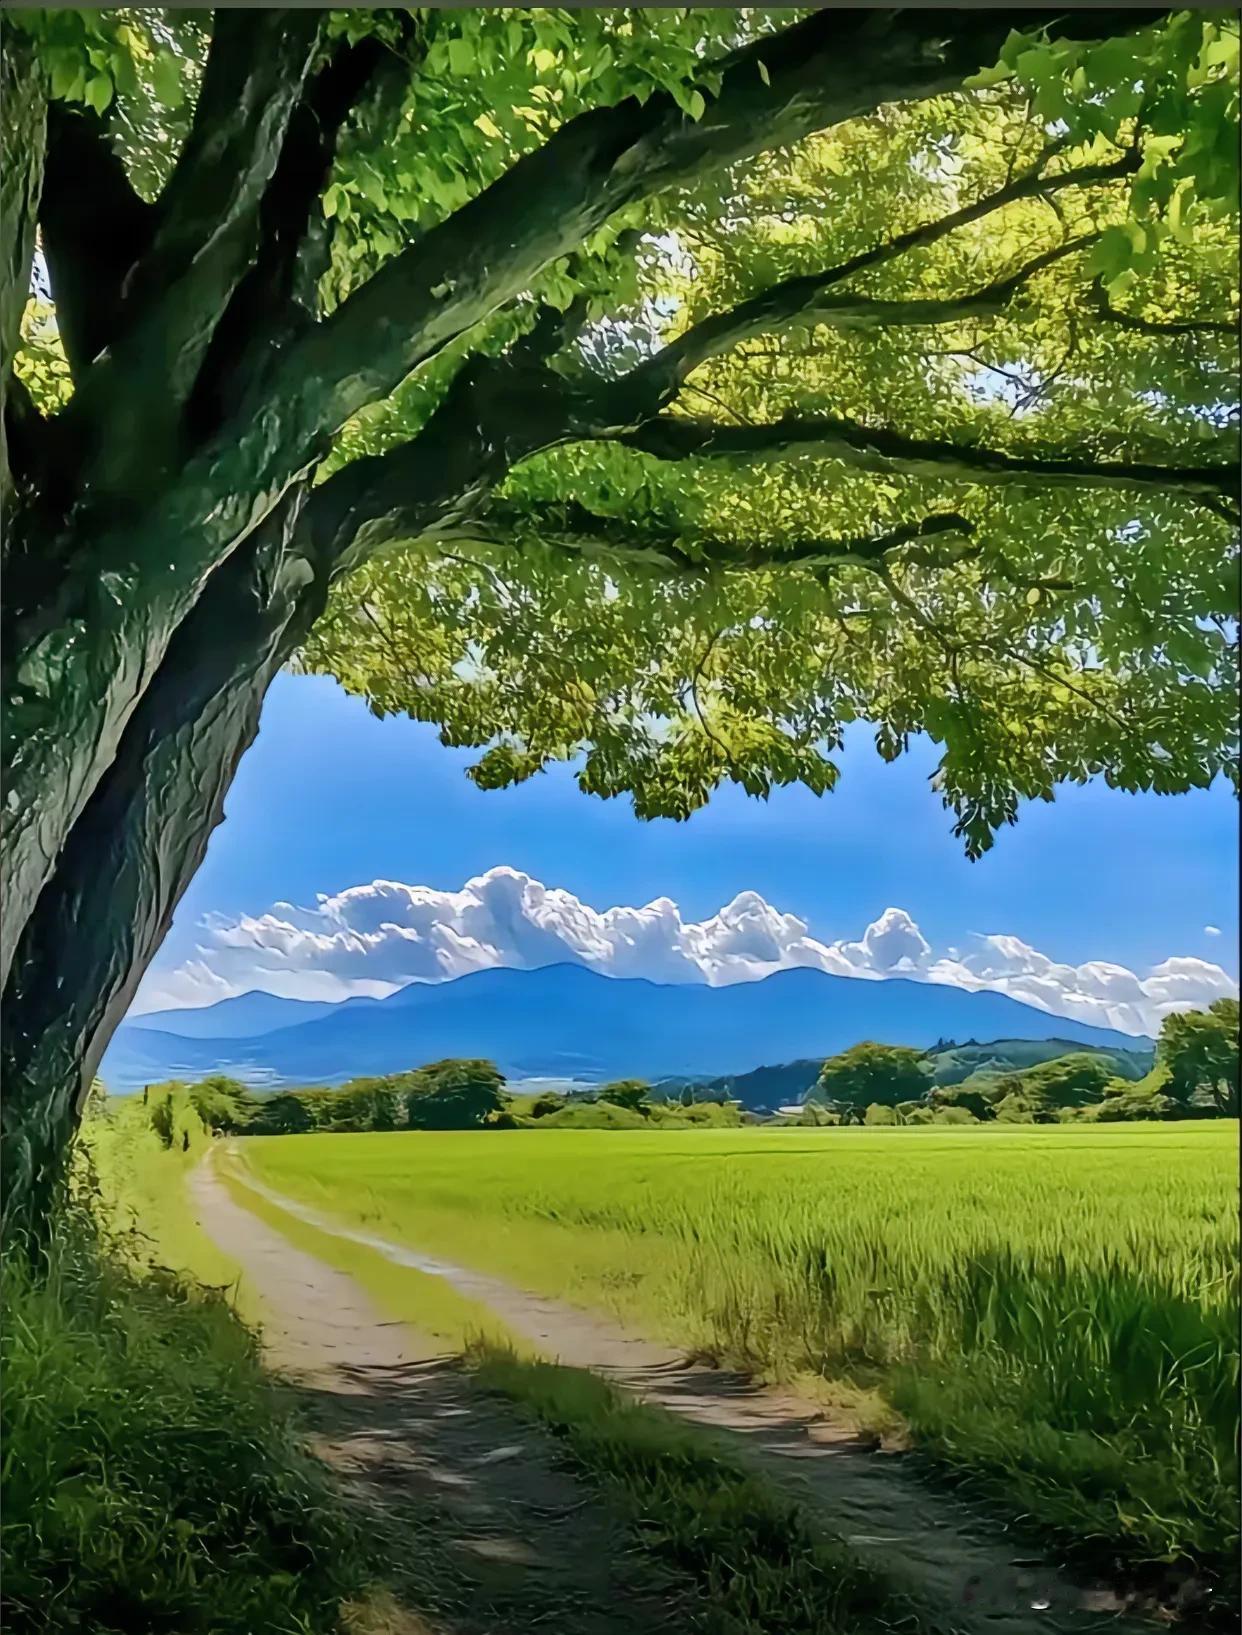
xmin=815 ymin=1043 xmax=930 ymax=1115
xmin=1 ymin=8 xmax=1237 ymax=1228
xmin=189 ymin=1074 xmax=249 ymax=1134
xmin=405 ymin=1059 xmax=507 ymax=1130
xmin=598 ymin=1079 xmax=654 ymax=1115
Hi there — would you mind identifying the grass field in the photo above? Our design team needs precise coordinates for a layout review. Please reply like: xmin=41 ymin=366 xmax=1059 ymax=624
xmin=236 ymin=1122 xmax=1240 ymax=1589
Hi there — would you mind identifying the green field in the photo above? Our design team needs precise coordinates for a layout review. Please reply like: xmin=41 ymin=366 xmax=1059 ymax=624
xmin=236 ymin=1122 xmax=1239 ymax=1585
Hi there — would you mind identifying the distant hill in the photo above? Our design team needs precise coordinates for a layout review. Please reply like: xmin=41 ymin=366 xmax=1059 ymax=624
xmin=670 ymin=1035 xmax=1154 ymax=1111
xmin=924 ymin=1037 xmax=1152 ymax=1087
xmin=102 ymin=963 xmax=1150 ymax=1093
xmin=134 ymin=990 xmax=346 ymax=1038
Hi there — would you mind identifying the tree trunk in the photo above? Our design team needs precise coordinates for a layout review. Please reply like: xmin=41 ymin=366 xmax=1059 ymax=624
xmin=0 ymin=495 xmax=327 ymax=1231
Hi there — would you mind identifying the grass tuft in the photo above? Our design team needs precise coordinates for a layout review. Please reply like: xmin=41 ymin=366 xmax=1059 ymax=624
xmin=1 ymin=1122 xmax=376 ymax=1633
xmin=469 ymin=1342 xmax=945 ymax=1635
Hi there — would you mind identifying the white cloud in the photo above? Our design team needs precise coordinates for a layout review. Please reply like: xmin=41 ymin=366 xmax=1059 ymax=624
xmin=131 ymin=866 xmax=1238 ymax=1038
xmin=1205 ymin=924 xmax=1222 ymax=936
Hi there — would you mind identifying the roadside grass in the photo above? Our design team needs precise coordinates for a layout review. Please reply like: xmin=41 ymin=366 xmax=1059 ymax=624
xmin=83 ymin=1086 xmax=262 ymax=1324
xmin=1 ymin=1187 xmax=376 ymax=1634
xmin=469 ymin=1342 xmax=946 ymax=1635
xmin=240 ymin=1123 xmax=1239 ymax=1592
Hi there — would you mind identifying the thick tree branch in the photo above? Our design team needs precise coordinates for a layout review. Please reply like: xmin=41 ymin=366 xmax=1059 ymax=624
xmin=620 ymin=412 xmax=1235 ymax=497
xmin=635 ymin=234 xmax=1100 ymax=401
xmin=283 ymin=10 xmax=1153 ymax=444
xmin=1090 ymin=279 xmax=1237 ymax=338
xmin=452 ymin=500 xmax=978 ymax=577
xmin=39 ymin=103 xmax=156 ymax=375
xmin=64 ymin=11 xmax=323 ymax=478
xmin=188 ymin=14 xmax=423 ymax=436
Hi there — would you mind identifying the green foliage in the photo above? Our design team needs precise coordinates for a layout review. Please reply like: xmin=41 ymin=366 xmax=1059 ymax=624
xmin=0 ymin=1195 xmax=371 ymax=1632
xmin=11 ymin=9 xmax=1239 ymax=854
xmin=597 ymin=1078 xmax=654 ymax=1114
xmin=924 ymin=1038 xmax=1150 ymax=1088
xmin=931 ymin=1104 xmax=977 ymax=1127
xmin=246 ymin=1092 xmax=315 ymax=1136
xmin=147 ymin=1086 xmax=177 ymax=1148
xmin=528 ymin=1091 xmax=568 ymax=1119
xmin=994 ymin=12 xmax=1240 ymax=237
xmin=900 ymin=1105 xmax=935 ymax=1127
xmin=328 ymin=1078 xmax=402 ymax=1132
xmin=863 ymin=1103 xmax=897 ymax=1126
xmin=663 ymin=1099 xmax=742 ymax=1128
xmin=295 ymin=8 xmax=1239 ymax=852
xmin=404 ymin=1058 xmax=507 ymax=1130
xmin=990 ymin=1051 xmax=1121 ymax=1122
xmin=538 ymin=1099 xmax=650 ymax=1131
xmin=1081 ymin=1073 xmax=1181 ymax=1123
xmin=814 ymin=1043 xmax=930 ymax=1113
xmin=10 ymin=7 xmax=206 ymax=195
xmin=929 ymin=1084 xmax=992 ymax=1121
xmin=188 ymin=1075 xmax=252 ymax=1134
xmin=1159 ymin=997 xmax=1240 ymax=1115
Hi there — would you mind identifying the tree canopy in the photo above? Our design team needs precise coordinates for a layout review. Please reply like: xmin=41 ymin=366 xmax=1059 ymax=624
xmin=814 ymin=1041 xmax=931 ymax=1111
xmin=1 ymin=7 xmax=1238 ymax=1220
xmin=404 ymin=1058 xmax=508 ymax=1128
xmin=1158 ymin=997 xmax=1239 ymax=1114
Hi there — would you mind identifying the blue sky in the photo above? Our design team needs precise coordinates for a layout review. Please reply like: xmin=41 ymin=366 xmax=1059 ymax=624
xmin=142 ymin=672 xmax=1238 ymax=1028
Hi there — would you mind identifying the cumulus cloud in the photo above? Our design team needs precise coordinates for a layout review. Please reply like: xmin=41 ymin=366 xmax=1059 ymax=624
xmin=1205 ymin=924 xmax=1222 ymax=936
xmin=131 ymin=866 xmax=1238 ymax=1037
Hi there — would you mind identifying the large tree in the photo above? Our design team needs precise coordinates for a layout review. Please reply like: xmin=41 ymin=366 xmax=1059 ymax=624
xmin=1 ymin=8 xmax=1238 ymax=1227
xmin=814 ymin=1042 xmax=932 ymax=1114
xmin=1158 ymin=997 xmax=1240 ymax=1115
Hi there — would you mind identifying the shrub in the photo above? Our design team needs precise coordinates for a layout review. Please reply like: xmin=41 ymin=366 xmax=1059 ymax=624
xmin=1 ymin=1198 xmax=373 ymax=1633
xmin=148 ymin=1091 xmax=175 ymax=1148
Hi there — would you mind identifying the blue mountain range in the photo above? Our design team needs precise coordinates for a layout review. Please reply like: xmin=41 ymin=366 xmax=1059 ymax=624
xmin=102 ymin=963 xmax=1148 ymax=1092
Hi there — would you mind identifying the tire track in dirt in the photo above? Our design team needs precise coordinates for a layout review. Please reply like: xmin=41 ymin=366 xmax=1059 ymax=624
xmin=202 ymin=1155 xmax=1162 ymax=1635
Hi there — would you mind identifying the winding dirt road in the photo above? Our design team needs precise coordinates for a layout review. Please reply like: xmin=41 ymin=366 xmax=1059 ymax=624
xmin=188 ymin=1157 xmax=692 ymax=1635
xmin=191 ymin=1153 xmax=1159 ymax=1635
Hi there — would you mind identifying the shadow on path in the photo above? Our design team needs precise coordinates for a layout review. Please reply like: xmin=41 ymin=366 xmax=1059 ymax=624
xmin=189 ymin=1158 xmax=692 ymax=1635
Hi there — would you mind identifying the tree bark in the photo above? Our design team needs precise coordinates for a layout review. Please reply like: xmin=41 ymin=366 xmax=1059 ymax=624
xmin=0 ymin=352 xmax=542 ymax=1230
xmin=0 ymin=496 xmax=329 ymax=1229
xmin=0 ymin=24 xmax=45 ymax=512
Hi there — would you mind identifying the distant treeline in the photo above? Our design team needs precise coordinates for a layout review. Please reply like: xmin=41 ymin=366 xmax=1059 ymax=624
xmin=128 ymin=1062 xmax=747 ymax=1138
xmin=800 ymin=999 xmax=1238 ymax=1126
xmin=673 ymin=1035 xmax=1155 ymax=1110
xmin=113 ymin=999 xmax=1237 ymax=1140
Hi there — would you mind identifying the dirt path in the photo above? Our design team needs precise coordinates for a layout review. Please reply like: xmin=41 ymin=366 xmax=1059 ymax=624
xmin=198 ymin=1156 xmax=1160 ymax=1635
xmin=188 ymin=1160 xmax=693 ymax=1635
